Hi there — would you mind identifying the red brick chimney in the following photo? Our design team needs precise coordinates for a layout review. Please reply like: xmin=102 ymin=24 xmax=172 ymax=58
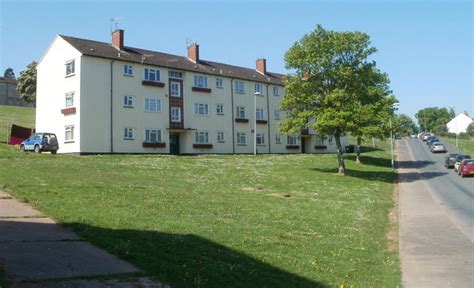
xmin=112 ymin=29 xmax=124 ymax=50
xmin=187 ymin=43 xmax=199 ymax=63
xmin=256 ymin=58 xmax=267 ymax=75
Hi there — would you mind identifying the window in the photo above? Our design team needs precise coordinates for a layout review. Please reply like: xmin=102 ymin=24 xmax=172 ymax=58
xmin=123 ymin=96 xmax=133 ymax=107
xmin=287 ymin=135 xmax=297 ymax=145
xmin=170 ymin=82 xmax=181 ymax=97
xmin=256 ymin=108 xmax=265 ymax=120
xmin=171 ymin=107 xmax=181 ymax=122
xmin=255 ymin=83 xmax=264 ymax=94
xmin=124 ymin=128 xmax=134 ymax=140
xmin=124 ymin=64 xmax=133 ymax=76
xmin=273 ymin=109 xmax=280 ymax=120
xmin=217 ymin=131 xmax=225 ymax=142
xmin=237 ymin=132 xmax=247 ymax=145
xmin=65 ymin=60 xmax=75 ymax=76
xmin=273 ymin=86 xmax=280 ymax=96
xmin=234 ymin=81 xmax=245 ymax=93
xmin=194 ymin=75 xmax=208 ymax=88
xmin=145 ymin=128 xmax=162 ymax=143
xmin=275 ymin=134 xmax=282 ymax=144
xmin=236 ymin=106 xmax=246 ymax=118
xmin=145 ymin=98 xmax=161 ymax=112
xmin=168 ymin=71 xmax=183 ymax=79
xmin=65 ymin=92 xmax=74 ymax=108
xmin=328 ymin=136 xmax=334 ymax=144
xmin=195 ymin=131 xmax=209 ymax=144
xmin=256 ymin=133 xmax=265 ymax=145
xmin=216 ymin=78 xmax=223 ymax=88
xmin=216 ymin=104 xmax=224 ymax=115
xmin=65 ymin=125 xmax=74 ymax=141
xmin=194 ymin=103 xmax=209 ymax=115
xmin=144 ymin=68 xmax=160 ymax=82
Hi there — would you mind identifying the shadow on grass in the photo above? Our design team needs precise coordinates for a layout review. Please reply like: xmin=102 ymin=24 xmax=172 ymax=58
xmin=61 ymin=223 xmax=325 ymax=288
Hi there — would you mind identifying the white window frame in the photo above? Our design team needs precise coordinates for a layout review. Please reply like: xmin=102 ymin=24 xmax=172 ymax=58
xmin=216 ymin=78 xmax=223 ymax=88
xmin=144 ymin=68 xmax=160 ymax=82
xmin=170 ymin=82 xmax=181 ymax=97
xmin=216 ymin=104 xmax=224 ymax=115
xmin=194 ymin=131 xmax=210 ymax=144
xmin=237 ymin=132 xmax=247 ymax=145
xmin=65 ymin=92 xmax=74 ymax=108
xmin=124 ymin=64 xmax=133 ymax=76
xmin=275 ymin=134 xmax=282 ymax=144
xmin=273 ymin=86 xmax=280 ymax=96
xmin=124 ymin=128 xmax=134 ymax=140
xmin=287 ymin=135 xmax=297 ymax=145
xmin=194 ymin=103 xmax=209 ymax=116
xmin=236 ymin=106 xmax=246 ymax=119
xmin=234 ymin=81 xmax=245 ymax=93
xmin=256 ymin=133 xmax=265 ymax=145
xmin=256 ymin=108 xmax=265 ymax=120
xmin=123 ymin=95 xmax=134 ymax=108
xmin=168 ymin=71 xmax=183 ymax=79
xmin=171 ymin=107 xmax=181 ymax=122
xmin=194 ymin=75 xmax=208 ymax=88
xmin=217 ymin=131 xmax=225 ymax=142
xmin=144 ymin=128 xmax=162 ymax=143
xmin=144 ymin=98 xmax=161 ymax=112
xmin=65 ymin=125 xmax=74 ymax=141
xmin=254 ymin=83 xmax=264 ymax=94
xmin=273 ymin=109 xmax=281 ymax=120
xmin=65 ymin=60 xmax=75 ymax=76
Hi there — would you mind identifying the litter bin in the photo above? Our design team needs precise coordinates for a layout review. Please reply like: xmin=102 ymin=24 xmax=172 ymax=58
xmin=345 ymin=145 xmax=354 ymax=153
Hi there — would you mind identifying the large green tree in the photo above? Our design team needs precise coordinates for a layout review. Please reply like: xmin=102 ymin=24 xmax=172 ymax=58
xmin=16 ymin=61 xmax=37 ymax=103
xmin=280 ymin=25 xmax=396 ymax=175
xmin=393 ymin=114 xmax=418 ymax=136
xmin=415 ymin=107 xmax=453 ymax=133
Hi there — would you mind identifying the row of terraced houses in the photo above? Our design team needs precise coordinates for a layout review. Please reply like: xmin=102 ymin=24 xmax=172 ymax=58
xmin=36 ymin=29 xmax=348 ymax=154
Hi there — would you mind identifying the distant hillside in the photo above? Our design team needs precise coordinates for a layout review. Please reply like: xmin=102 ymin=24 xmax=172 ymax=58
xmin=0 ymin=105 xmax=35 ymax=142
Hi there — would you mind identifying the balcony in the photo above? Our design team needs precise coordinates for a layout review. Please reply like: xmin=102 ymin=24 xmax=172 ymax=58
xmin=192 ymin=87 xmax=212 ymax=93
xmin=142 ymin=142 xmax=166 ymax=148
xmin=235 ymin=118 xmax=249 ymax=123
xmin=61 ymin=107 xmax=76 ymax=115
xmin=256 ymin=119 xmax=268 ymax=124
xmin=142 ymin=80 xmax=165 ymax=88
xmin=193 ymin=143 xmax=213 ymax=149
xmin=286 ymin=145 xmax=300 ymax=150
xmin=314 ymin=145 xmax=327 ymax=150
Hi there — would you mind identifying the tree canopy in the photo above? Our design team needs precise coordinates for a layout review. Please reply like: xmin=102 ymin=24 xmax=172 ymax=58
xmin=3 ymin=68 xmax=15 ymax=79
xmin=16 ymin=61 xmax=37 ymax=103
xmin=280 ymin=25 xmax=396 ymax=175
xmin=394 ymin=114 xmax=418 ymax=136
xmin=415 ymin=107 xmax=453 ymax=133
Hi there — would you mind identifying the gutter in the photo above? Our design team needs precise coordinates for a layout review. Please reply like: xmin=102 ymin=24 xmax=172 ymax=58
xmin=266 ymin=84 xmax=271 ymax=153
xmin=110 ymin=60 xmax=115 ymax=153
xmin=231 ymin=79 xmax=235 ymax=153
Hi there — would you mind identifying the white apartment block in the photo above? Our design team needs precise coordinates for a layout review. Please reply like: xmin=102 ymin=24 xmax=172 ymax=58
xmin=36 ymin=30 xmax=347 ymax=154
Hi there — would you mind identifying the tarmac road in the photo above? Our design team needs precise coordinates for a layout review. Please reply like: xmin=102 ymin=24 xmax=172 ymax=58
xmin=397 ymin=138 xmax=474 ymax=287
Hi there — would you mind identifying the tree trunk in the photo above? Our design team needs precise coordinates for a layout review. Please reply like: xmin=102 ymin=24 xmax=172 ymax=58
xmin=355 ymin=136 xmax=362 ymax=164
xmin=334 ymin=133 xmax=346 ymax=176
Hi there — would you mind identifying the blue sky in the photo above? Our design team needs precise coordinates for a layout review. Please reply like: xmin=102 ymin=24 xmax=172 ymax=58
xmin=1 ymin=0 xmax=472 ymax=123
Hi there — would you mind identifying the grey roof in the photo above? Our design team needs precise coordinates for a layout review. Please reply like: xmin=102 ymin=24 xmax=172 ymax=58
xmin=60 ymin=35 xmax=285 ymax=85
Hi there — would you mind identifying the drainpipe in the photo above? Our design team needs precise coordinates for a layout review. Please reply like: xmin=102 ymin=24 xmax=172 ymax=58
xmin=266 ymin=84 xmax=271 ymax=154
xmin=230 ymin=79 xmax=235 ymax=154
xmin=110 ymin=60 xmax=115 ymax=153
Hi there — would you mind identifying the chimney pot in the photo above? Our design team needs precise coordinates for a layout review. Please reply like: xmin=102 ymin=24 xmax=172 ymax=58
xmin=187 ymin=43 xmax=199 ymax=63
xmin=112 ymin=29 xmax=124 ymax=50
xmin=256 ymin=58 xmax=267 ymax=75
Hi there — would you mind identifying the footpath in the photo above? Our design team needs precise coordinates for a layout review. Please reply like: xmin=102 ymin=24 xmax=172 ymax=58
xmin=0 ymin=190 xmax=166 ymax=288
xmin=397 ymin=139 xmax=474 ymax=287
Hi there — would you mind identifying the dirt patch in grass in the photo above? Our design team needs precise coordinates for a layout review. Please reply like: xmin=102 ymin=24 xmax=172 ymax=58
xmin=386 ymin=176 xmax=399 ymax=252
xmin=270 ymin=193 xmax=291 ymax=198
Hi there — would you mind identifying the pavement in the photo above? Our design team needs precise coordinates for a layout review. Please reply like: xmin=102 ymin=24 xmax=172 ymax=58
xmin=0 ymin=191 xmax=167 ymax=288
xmin=397 ymin=139 xmax=474 ymax=287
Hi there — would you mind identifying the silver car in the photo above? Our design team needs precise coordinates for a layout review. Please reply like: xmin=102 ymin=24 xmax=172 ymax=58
xmin=431 ymin=142 xmax=447 ymax=153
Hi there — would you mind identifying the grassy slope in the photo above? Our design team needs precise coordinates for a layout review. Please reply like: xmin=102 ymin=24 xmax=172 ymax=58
xmin=442 ymin=136 xmax=474 ymax=155
xmin=0 ymin=105 xmax=35 ymax=142
xmin=0 ymin=106 xmax=399 ymax=287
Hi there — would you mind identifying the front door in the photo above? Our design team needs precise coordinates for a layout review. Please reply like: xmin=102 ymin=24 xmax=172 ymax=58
xmin=170 ymin=133 xmax=180 ymax=155
xmin=301 ymin=138 xmax=306 ymax=154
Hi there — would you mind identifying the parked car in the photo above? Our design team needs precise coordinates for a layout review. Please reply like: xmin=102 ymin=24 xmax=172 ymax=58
xmin=458 ymin=159 xmax=474 ymax=177
xmin=445 ymin=153 xmax=460 ymax=168
xmin=426 ymin=137 xmax=439 ymax=148
xmin=410 ymin=134 xmax=418 ymax=138
xmin=430 ymin=142 xmax=447 ymax=153
xmin=422 ymin=133 xmax=432 ymax=141
xmin=454 ymin=155 xmax=471 ymax=172
xmin=20 ymin=133 xmax=59 ymax=154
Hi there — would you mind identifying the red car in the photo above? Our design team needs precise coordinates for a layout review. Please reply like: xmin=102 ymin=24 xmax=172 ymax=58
xmin=458 ymin=159 xmax=474 ymax=178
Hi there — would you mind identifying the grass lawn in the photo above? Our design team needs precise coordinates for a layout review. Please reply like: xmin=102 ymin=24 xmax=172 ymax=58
xmin=442 ymin=136 xmax=474 ymax=155
xmin=0 ymin=106 xmax=400 ymax=287
xmin=0 ymin=105 xmax=35 ymax=143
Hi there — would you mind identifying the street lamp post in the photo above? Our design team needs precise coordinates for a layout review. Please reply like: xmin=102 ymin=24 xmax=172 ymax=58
xmin=390 ymin=102 xmax=400 ymax=171
xmin=254 ymin=92 xmax=262 ymax=155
